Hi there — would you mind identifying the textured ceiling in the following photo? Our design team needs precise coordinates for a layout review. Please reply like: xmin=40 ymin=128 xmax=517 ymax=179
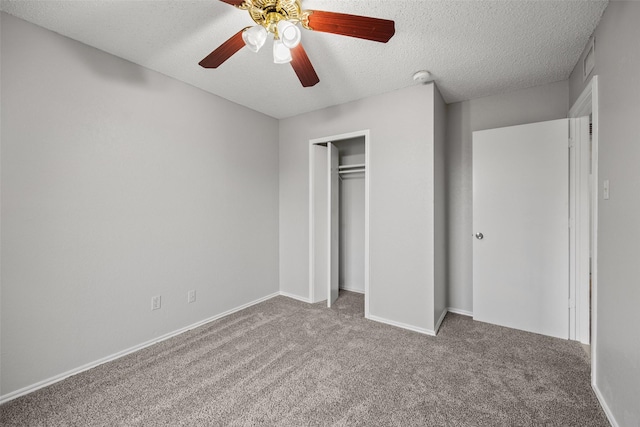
xmin=1 ymin=0 xmax=608 ymax=119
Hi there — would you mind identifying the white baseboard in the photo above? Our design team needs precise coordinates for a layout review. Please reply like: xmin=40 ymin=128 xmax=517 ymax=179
xmin=447 ymin=307 xmax=473 ymax=317
xmin=434 ymin=308 xmax=448 ymax=334
xmin=279 ymin=291 xmax=311 ymax=303
xmin=592 ymin=380 xmax=619 ymax=427
xmin=367 ymin=314 xmax=436 ymax=336
xmin=0 ymin=291 xmax=280 ymax=405
xmin=339 ymin=286 xmax=364 ymax=294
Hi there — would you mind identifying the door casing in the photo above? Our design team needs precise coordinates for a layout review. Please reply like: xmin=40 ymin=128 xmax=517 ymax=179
xmin=569 ymin=75 xmax=599 ymax=382
xmin=309 ymin=130 xmax=370 ymax=317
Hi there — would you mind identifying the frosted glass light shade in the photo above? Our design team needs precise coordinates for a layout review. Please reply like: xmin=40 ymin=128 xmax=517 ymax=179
xmin=273 ymin=39 xmax=292 ymax=64
xmin=277 ymin=20 xmax=301 ymax=49
xmin=242 ymin=25 xmax=268 ymax=53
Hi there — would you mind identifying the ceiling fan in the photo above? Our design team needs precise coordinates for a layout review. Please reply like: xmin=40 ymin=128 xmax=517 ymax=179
xmin=199 ymin=0 xmax=396 ymax=87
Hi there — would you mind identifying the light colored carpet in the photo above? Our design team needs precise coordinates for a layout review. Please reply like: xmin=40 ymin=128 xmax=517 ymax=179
xmin=0 ymin=291 xmax=608 ymax=426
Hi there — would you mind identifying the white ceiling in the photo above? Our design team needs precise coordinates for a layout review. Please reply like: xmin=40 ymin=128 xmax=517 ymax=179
xmin=1 ymin=0 xmax=608 ymax=119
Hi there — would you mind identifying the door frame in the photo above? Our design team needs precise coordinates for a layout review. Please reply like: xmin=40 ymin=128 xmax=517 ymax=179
xmin=569 ymin=116 xmax=591 ymax=344
xmin=308 ymin=130 xmax=370 ymax=317
xmin=569 ymin=76 xmax=599 ymax=379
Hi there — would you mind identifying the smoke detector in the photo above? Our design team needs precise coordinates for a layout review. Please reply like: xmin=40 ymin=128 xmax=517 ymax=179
xmin=413 ymin=70 xmax=432 ymax=84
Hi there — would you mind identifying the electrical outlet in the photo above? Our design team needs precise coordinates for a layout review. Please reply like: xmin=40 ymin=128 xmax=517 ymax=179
xmin=187 ymin=290 xmax=196 ymax=304
xmin=151 ymin=295 xmax=161 ymax=311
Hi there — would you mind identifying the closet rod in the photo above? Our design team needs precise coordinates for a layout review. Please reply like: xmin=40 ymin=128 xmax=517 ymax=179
xmin=338 ymin=163 xmax=366 ymax=170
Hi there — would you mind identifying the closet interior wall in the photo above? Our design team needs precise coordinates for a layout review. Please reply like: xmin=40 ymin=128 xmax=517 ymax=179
xmin=334 ymin=137 xmax=366 ymax=294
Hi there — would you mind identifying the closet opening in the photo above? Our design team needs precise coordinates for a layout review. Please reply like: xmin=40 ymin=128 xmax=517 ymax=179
xmin=308 ymin=130 xmax=370 ymax=317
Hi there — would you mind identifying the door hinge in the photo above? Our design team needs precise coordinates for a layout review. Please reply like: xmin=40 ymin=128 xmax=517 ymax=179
xmin=569 ymin=299 xmax=575 ymax=309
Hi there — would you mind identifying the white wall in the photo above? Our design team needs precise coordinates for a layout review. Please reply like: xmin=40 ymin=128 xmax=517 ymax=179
xmin=446 ymin=80 xmax=569 ymax=314
xmin=568 ymin=2 xmax=640 ymax=425
xmin=280 ymin=84 xmax=438 ymax=332
xmin=0 ymin=14 xmax=279 ymax=396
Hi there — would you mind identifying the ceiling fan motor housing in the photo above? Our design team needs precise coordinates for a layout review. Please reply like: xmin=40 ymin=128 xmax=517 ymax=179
xmin=203 ymin=0 xmax=395 ymax=88
xmin=244 ymin=0 xmax=307 ymax=35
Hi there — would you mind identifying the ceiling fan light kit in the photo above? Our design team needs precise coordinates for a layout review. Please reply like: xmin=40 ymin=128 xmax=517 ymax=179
xmin=242 ymin=25 xmax=268 ymax=52
xmin=273 ymin=38 xmax=293 ymax=63
xmin=200 ymin=0 xmax=396 ymax=87
xmin=277 ymin=20 xmax=302 ymax=49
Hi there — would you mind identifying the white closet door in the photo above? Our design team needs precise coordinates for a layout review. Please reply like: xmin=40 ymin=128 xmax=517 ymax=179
xmin=312 ymin=144 xmax=328 ymax=303
xmin=328 ymin=143 xmax=340 ymax=307
xmin=473 ymin=119 xmax=569 ymax=339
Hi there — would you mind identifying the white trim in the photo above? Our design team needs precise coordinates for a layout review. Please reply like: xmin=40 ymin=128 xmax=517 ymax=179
xmin=447 ymin=307 xmax=473 ymax=317
xmin=591 ymin=77 xmax=599 ymax=382
xmin=367 ymin=314 xmax=436 ymax=336
xmin=0 ymin=292 xmax=280 ymax=404
xmin=434 ymin=308 xmax=448 ymax=334
xmin=308 ymin=130 xmax=370 ymax=316
xmin=339 ymin=286 xmax=364 ymax=294
xmin=308 ymin=130 xmax=370 ymax=146
xmin=327 ymin=142 xmax=334 ymax=307
xmin=569 ymin=116 xmax=591 ymax=344
xmin=592 ymin=382 xmax=620 ymax=427
xmin=569 ymin=75 xmax=596 ymax=118
xmin=582 ymin=37 xmax=596 ymax=82
xmin=569 ymin=117 xmax=591 ymax=344
xmin=569 ymin=118 xmax=577 ymax=340
xmin=308 ymin=142 xmax=315 ymax=303
xmin=568 ymin=75 xmax=599 ymax=381
xmin=364 ymin=131 xmax=370 ymax=318
xmin=279 ymin=291 xmax=312 ymax=303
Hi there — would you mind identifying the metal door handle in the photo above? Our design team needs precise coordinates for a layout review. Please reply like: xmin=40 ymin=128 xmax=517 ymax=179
xmin=475 ymin=232 xmax=484 ymax=240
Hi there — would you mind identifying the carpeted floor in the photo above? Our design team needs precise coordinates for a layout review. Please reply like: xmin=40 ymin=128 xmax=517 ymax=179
xmin=0 ymin=291 xmax=608 ymax=426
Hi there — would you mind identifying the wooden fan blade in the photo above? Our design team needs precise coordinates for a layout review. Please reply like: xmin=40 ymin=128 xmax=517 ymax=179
xmin=306 ymin=10 xmax=395 ymax=43
xmin=199 ymin=30 xmax=245 ymax=69
xmin=219 ymin=0 xmax=245 ymax=6
xmin=290 ymin=44 xmax=320 ymax=87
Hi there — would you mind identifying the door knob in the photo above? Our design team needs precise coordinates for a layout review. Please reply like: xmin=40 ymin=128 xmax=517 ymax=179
xmin=475 ymin=232 xmax=484 ymax=240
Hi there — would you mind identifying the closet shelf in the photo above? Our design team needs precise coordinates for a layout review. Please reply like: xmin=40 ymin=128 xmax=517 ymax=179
xmin=338 ymin=169 xmax=365 ymax=175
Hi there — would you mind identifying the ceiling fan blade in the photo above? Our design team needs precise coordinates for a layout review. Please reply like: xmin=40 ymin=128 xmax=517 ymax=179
xmin=306 ymin=10 xmax=395 ymax=43
xmin=290 ymin=44 xmax=320 ymax=87
xmin=199 ymin=30 xmax=245 ymax=69
xmin=219 ymin=0 xmax=245 ymax=6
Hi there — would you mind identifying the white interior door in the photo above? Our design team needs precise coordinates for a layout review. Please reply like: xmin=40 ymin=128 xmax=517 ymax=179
xmin=328 ymin=143 xmax=340 ymax=307
xmin=473 ymin=119 xmax=569 ymax=339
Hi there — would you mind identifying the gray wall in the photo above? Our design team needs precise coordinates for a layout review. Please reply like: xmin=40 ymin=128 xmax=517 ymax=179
xmin=339 ymin=176 xmax=365 ymax=293
xmin=568 ymin=2 xmax=640 ymax=425
xmin=433 ymin=87 xmax=447 ymax=327
xmin=0 ymin=14 xmax=279 ymax=396
xmin=336 ymin=139 xmax=365 ymax=293
xmin=279 ymin=84 xmax=438 ymax=332
xmin=446 ymin=80 xmax=569 ymax=313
